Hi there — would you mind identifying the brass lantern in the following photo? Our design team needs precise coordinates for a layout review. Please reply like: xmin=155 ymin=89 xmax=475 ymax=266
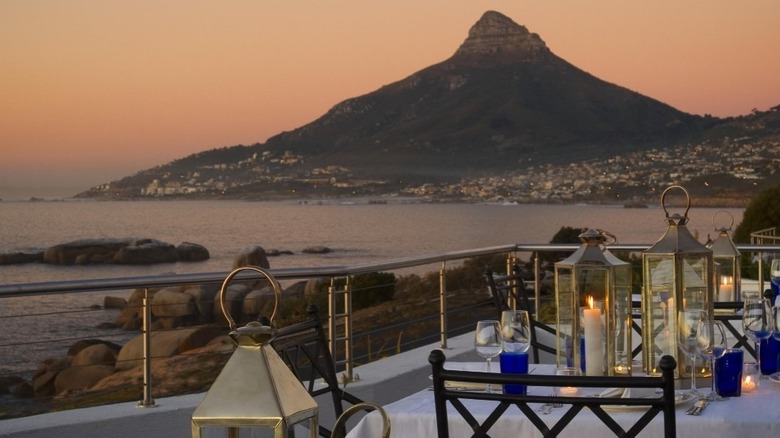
xmin=554 ymin=228 xmax=633 ymax=376
xmin=707 ymin=211 xmax=741 ymax=302
xmin=192 ymin=266 xmax=318 ymax=438
xmin=641 ymin=186 xmax=714 ymax=377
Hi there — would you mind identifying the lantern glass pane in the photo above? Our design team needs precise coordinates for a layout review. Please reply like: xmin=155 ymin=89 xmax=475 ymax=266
xmin=642 ymin=254 xmax=676 ymax=375
xmin=577 ymin=266 xmax=608 ymax=305
xmin=715 ymin=257 xmax=737 ymax=302
xmin=613 ymin=265 xmax=632 ymax=375
xmin=680 ymin=255 xmax=708 ymax=311
xmin=555 ymin=267 xmax=576 ymax=369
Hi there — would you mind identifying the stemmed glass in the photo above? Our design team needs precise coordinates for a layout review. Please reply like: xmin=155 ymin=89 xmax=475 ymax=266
xmin=475 ymin=320 xmax=503 ymax=392
xmin=500 ymin=310 xmax=531 ymax=353
xmin=695 ymin=319 xmax=728 ymax=401
xmin=742 ymin=297 xmax=772 ymax=376
xmin=678 ymin=310 xmax=706 ymax=397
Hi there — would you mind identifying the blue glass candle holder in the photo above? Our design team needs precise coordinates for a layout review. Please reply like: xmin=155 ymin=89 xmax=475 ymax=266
xmin=759 ymin=337 xmax=779 ymax=375
xmin=715 ymin=348 xmax=743 ymax=397
xmin=499 ymin=351 xmax=529 ymax=394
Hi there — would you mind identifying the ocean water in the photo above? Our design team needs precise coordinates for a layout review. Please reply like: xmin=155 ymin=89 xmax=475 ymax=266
xmin=0 ymin=200 xmax=745 ymax=376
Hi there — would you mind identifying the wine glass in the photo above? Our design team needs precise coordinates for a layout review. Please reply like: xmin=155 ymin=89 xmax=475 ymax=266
xmin=742 ymin=297 xmax=772 ymax=376
xmin=678 ymin=310 xmax=705 ymax=397
xmin=500 ymin=310 xmax=531 ymax=353
xmin=695 ymin=319 xmax=728 ymax=401
xmin=475 ymin=320 xmax=502 ymax=392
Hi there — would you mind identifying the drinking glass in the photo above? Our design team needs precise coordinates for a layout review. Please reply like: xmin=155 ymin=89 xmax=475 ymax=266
xmin=475 ymin=320 xmax=502 ymax=392
xmin=696 ymin=319 xmax=728 ymax=401
xmin=678 ymin=310 xmax=705 ymax=397
xmin=742 ymin=297 xmax=772 ymax=376
xmin=500 ymin=310 xmax=531 ymax=353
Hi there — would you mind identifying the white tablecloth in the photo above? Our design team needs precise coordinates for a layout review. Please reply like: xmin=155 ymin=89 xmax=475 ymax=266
xmin=347 ymin=364 xmax=780 ymax=438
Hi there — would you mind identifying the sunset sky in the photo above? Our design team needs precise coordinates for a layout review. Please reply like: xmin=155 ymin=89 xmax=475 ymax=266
xmin=2 ymin=1 xmax=779 ymax=198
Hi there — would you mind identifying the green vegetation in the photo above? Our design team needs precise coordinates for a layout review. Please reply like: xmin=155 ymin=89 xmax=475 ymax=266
xmin=733 ymin=183 xmax=780 ymax=243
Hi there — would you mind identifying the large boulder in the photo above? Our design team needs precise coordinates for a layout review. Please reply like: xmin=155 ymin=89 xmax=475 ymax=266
xmin=176 ymin=242 xmax=210 ymax=261
xmin=115 ymin=288 xmax=158 ymax=330
xmin=242 ymin=286 xmax=276 ymax=320
xmin=151 ymin=288 xmax=198 ymax=329
xmin=41 ymin=238 xmax=208 ymax=265
xmin=31 ymin=357 xmax=68 ymax=397
xmin=66 ymin=340 xmax=121 ymax=364
xmin=302 ymin=245 xmax=331 ymax=254
xmin=214 ymin=284 xmax=251 ymax=326
xmin=305 ymin=278 xmax=329 ymax=295
xmin=114 ymin=325 xmax=224 ymax=371
xmin=70 ymin=343 xmax=119 ymax=368
xmin=113 ymin=239 xmax=179 ymax=264
xmin=0 ymin=376 xmax=26 ymax=395
xmin=233 ymin=246 xmax=270 ymax=269
xmin=43 ymin=238 xmax=131 ymax=264
xmin=0 ymin=249 xmax=44 ymax=265
xmin=54 ymin=365 xmax=116 ymax=395
xmin=181 ymin=284 xmax=219 ymax=324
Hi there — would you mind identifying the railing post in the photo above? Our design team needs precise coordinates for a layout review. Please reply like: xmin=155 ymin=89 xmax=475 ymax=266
xmin=758 ymin=253 xmax=765 ymax=296
xmin=533 ymin=252 xmax=541 ymax=319
xmin=328 ymin=277 xmax=337 ymax=368
xmin=137 ymin=287 xmax=156 ymax=408
xmin=328 ymin=276 xmax=355 ymax=382
xmin=439 ymin=261 xmax=448 ymax=349
xmin=343 ymin=276 xmax=354 ymax=381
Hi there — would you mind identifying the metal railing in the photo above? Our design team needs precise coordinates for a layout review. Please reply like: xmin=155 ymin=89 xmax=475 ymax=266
xmin=1 ymin=242 xmax=778 ymax=412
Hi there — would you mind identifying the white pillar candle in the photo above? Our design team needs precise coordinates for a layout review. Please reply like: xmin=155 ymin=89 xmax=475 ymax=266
xmin=583 ymin=297 xmax=604 ymax=376
xmin=719 ymin=276 xmax=734 ymax=302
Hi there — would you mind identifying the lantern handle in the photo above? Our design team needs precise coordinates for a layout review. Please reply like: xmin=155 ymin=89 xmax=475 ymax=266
xmin=331 ymin=402 xmax=391 ymax=438
xmin=218 ymin=266 xmax=282 ymax=331
xmin=660 ymin=185 xmax=691 ymax=220
xmin=596 ymin=229 xmax=618 ymax=245
xmin=712 ymin=210 xmax=735 ymax=231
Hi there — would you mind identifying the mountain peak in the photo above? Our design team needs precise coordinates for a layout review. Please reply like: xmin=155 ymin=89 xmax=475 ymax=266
xmin=452 ymin=10 xmax=550 ymax=62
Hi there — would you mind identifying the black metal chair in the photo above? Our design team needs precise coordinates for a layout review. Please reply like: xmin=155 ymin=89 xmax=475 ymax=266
xmin=268 ymin=304 xmax=366 ymax=438
xmin=485 ymin=265 xmax=556 ymax=363
xmin=429 ymin=349 xmax=677 ymax=438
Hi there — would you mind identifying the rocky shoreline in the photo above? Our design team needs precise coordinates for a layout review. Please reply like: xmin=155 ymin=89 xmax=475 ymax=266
xmin=0 ymin=237 xmax=333 ymax=266
xmin=0 ymin=245 xmax=341 ymax=419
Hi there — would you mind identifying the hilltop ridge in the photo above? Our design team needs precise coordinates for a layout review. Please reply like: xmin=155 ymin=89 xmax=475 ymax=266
xmin=76 ymin=11 xmax=779 ymax=205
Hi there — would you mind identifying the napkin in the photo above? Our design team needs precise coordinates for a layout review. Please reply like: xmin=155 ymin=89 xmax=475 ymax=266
xmin=445 ymin=381 xmax=487 ymax=391
xmin=598 ymin=387 xmax=657 ymax=398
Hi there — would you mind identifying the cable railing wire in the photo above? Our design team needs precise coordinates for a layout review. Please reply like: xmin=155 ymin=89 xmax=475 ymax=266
xmin=1 ymin=242 xmax=778 ymax=418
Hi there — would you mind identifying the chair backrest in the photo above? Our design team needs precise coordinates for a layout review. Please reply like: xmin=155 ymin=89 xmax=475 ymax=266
xmin=429 ymin=349 xmax=677 ymax=438
xmin=269 ymin=304 xmax=365 ymax=437
xmin=484 ymin=265 xmax=556 ymax=363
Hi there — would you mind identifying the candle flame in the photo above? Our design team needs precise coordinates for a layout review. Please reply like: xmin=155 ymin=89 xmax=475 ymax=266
xmin=745 ymin=375 xmax=752 ymax=384
xmin=588 ymin=295 xmax=594 ymax=309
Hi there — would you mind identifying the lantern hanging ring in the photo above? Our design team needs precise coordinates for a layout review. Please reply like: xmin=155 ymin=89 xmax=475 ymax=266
xmin=661 ymin=185 xmax=691 ymax=223
xmin=596 ymin=229 xmax=618 ymax=246
xmin=331 ymin=402 xmax=391 ymax=438
xmin=218 ymin=265 xmax=282 ymax=331
xmin=711 ymin=210 xmax=735 ymax=232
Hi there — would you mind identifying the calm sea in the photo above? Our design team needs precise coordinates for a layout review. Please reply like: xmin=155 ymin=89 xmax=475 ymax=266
xmin=0 ymin=200 xmax=744 ymax=375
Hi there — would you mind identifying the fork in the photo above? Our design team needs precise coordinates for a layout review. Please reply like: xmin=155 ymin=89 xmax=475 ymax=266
xmin=538 ymin=394 xmax=562 ymax=414
xmin=686 ymin=399 xmax=709 ymax=416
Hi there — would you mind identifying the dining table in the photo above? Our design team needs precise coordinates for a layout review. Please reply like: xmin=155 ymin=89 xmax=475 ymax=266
xmin=346 ymin=363 xmax=780 ymax=438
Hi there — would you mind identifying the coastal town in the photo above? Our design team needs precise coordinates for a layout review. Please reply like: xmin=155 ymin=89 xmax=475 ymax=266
xmin=85 ymin=132 xmax=778 ymax=206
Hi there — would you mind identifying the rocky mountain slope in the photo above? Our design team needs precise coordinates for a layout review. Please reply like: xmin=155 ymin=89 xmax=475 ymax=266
xmin=77 ymin=11 xmax=778 ymax=201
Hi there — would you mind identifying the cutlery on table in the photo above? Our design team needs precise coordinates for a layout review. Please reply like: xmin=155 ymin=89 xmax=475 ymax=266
xmin=686 ymin=399 xmax=709 ymax=416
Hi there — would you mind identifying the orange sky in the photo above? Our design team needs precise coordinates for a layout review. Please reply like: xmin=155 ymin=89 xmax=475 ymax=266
xmin=1 ymin=1 xmax=779 ymax=197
